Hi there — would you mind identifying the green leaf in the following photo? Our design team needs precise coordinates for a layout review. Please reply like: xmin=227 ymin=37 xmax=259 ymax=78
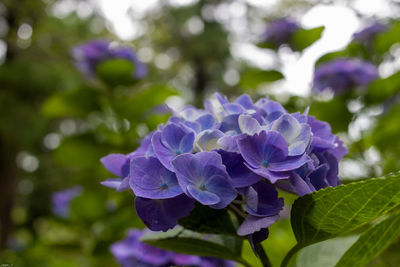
xmin=239 ymin=69 xmax=284 ymax=89
xmin=309 ymin=97 xmax=352 ymax=133
xmin=364 ymin=70 xmax=400 ymax=104
xmin=282 ymin=173 xmax=400 ymax=266
xmin=96 ymin=59 xmax=137 ymax=87
xmin=141 ymin=228 xmax=249 ymax=266
xmin=112 ymin=84 xmax=178 ymax=120
xmin=335 ymin=213 xmax=400 ymax=267
xmin=291 ymin=26 xmax=325 ymax=51
xmin=41 ymin=88 xmax=100 ymax=118
xmin=297 ymin=236 xmax=359 ymax=267
xmin=374 ymin=21 xmax=400 ymax=54
xmin=178 ymin=203 xmax=237 ymax=236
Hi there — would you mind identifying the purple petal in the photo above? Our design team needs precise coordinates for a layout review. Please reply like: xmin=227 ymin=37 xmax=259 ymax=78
xmin=244 ymin=162 xmax=290 ymax=183
xmin=237 ymin=215 xmax=279 ymax=236
xmin=288 ymin=173 xmax=315 ymax=196
xmin=206 ymin=175 xmax=238 ymax=209
xmin=187 ymin=185 xmax=220 ymax=205
xmin=194 ymin=130 xmax=224 ymax=151
xmin=130 ymin=157 xmax=182 ymax=199
xmin=268 ymin=154 xmax=311 ymax=172
xmin=238 ymin=114 xmax=262 ymax=135
xmin=100 ymin=153 xmax=129 ymax=177
xmin=135 ymin=195 xmax=194 ymax=231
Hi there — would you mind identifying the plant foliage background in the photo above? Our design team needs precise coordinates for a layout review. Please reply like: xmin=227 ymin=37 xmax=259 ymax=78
xmin=1 ymin=0 xmax=400 ymax=266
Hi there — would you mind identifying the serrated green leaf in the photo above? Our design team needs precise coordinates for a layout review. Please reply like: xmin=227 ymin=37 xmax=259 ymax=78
xmin=141 ymin=228 xmax=249 ymax=266
xmin=335 ymin=213 xmax=400 ymax=267
xmin=178 ymin=203 xmax=237 ymax=236
xmin=239 ymin=69 xmax=284 ymax=89
xmin=282 ymin=173 xmax=400 ymax=267
xmin=291 ymin=26 xmax=325 ymax=51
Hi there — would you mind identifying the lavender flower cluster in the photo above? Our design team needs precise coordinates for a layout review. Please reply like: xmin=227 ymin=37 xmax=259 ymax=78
xmin=111 ymin=229 xmax=234 ymax=267
xmin=101 ymin=93 xmax=346 ymax=246
xmin=72 ymin=40 xmax=147 ymax=79
xmin=261 ymin=18 xmax=299 ymax=48
xmin=313 ymin=58 xmax=378 ymax=95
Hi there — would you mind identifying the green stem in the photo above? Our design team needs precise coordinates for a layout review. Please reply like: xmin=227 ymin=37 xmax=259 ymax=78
xmin=255 ymin=243 xmax=273 ymax=267
xmin=281 ymin=244 xmax=301 ymax=267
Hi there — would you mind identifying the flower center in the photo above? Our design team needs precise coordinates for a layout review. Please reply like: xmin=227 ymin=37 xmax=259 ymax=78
xmin=175 ymin=150 xmax=181 ymax=155
xmin=262 ymin=160 xmax=269 ymax=167
xmin=160 ymin=183 xmax=168 ymax=190
xmin=198 ymin=183 xmax=206 ymax=191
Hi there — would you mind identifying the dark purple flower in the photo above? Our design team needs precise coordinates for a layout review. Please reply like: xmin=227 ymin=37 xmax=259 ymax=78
xmin=130 ymin=156 xmax=183 ymax=199
xmin=152 ymin=123 xmax=195 ymax=171
xmin=261 ymin=18 xmax=299 ymax=48
xmin=172 ymin=152 xmax=237 ymax=209
xmin=238 ymin=130 xmax=310 ymax=183
xmin=353 ymin=22 xmax=388 ymax=44
xmin=313 ymin=58 xmax=378 ymax=95
xmin=72 ymin=40 xmax=147 ymax=79
xmin=52 ymin=186 xmax=82 ymax=218
xmin=135 ymin=194 xmax=195 ymax=231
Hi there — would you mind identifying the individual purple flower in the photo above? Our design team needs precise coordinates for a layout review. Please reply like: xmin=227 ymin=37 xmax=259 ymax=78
xmin=72 ymin=40 xmax=147 ymax=79
xmin=130 ymin=156 xmax=183 ymax=199
xmin=51 ymin=186 xmax=82 ymax=218
xmin=172 ymin=151 xmax=237 ymax=209
xmin=353 ymin=22 xmax=388 ymax=44
xmin=261 ymin=18 xmax=299 ymax=48
xmin=135 ymin=194 xmax=195 ymax=231
xmin=152 ymin=122 xmax=195 ymax=171
xmin=313 ymin=58 xmax=378 ymax=95
xmin=238 ymin=130 xmax=311 ymax=183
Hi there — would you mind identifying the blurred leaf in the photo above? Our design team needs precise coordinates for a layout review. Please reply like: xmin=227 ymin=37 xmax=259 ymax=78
xmin=291 ymin=26 xmax=325 ymax=52
xmin=179 ymin=203 xmax=237 ymax=236
xmin=52 ymin=135 xmax=108 ymax=168
xmin=239 ymin=69 xmax=284 ymax=89
xmin=335 ymin=213 xmax=400 ymax=267
xmin=374 ymin=21 xmax=400 ymax=54
xmin=41 ymin=88 xmax=100 ymax=118
xmin=309 ymin=97 xmax=352 ymax=133
xmin=282 ymin=173 xmax=400 ymax=266
xmin=142 ymin=228 xmax=249 ymax=266
xmin=256 ymin=42 xmax=277 ymax=50
xmin=70 ymin=191 xmax=108 ymax=221
xmin=112 ymin=84 xmax=178 ymax=120
xmin=96 ymin=59 xmax=137 ymax=87
xmin=364 ymin=70 xmax=400 ymax=104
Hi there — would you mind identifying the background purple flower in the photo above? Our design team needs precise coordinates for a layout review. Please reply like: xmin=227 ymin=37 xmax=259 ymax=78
xmin=353 ymin=22 xmax=388 ymax=44
xmin=72 ymin=40 xmax=147 ymax=79
xmin=111 ymin=228 xmax=235 ymax=267
xmin=313 ymin=58 xmax=378 ymax=95
xmin=261 ymin=18 xmax=299 ymax=48
xmin=51 ymin=186 xmax=82 ymax=218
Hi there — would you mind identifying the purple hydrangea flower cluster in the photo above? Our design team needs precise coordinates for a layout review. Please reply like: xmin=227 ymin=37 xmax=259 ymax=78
xmin=111 ymin=229 xmax=234 ymax=267
xmin=51 ymin=186 xmax=82 ymax=218
xmin=261 ymin=18 xmax=299 ymax=48
xmin=72 ymin=40 xmax=147 ymax=79
xmin=353 ymin=22 xmax=388 ymax=44
xmin=101 ymin=93 xmax=346 ymax=247
xmin=313 ymin=58 xmax=378 ymax=95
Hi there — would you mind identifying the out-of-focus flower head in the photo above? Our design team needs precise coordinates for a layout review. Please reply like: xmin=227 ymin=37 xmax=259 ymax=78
xmin=101 ymin=92 xmax=347 ymax=252
xmin=313 ymin=58 xmax=378 ymax=95
xmin=110 ymin=228 xmax=235 ymax=267
xmin=72 ymin=40 xmax=147 ymax=79
xmin=51 ymin=186 xmax=82 ymax=218
xmin=353 ymin=22 xmax=388 ymax=45
xmin=261 ymin=18 xmax=299 ymax=48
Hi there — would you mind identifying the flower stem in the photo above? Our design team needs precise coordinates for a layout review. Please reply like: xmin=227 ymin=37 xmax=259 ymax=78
xmin=255 ymin=243 xmax=273 ymax=267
